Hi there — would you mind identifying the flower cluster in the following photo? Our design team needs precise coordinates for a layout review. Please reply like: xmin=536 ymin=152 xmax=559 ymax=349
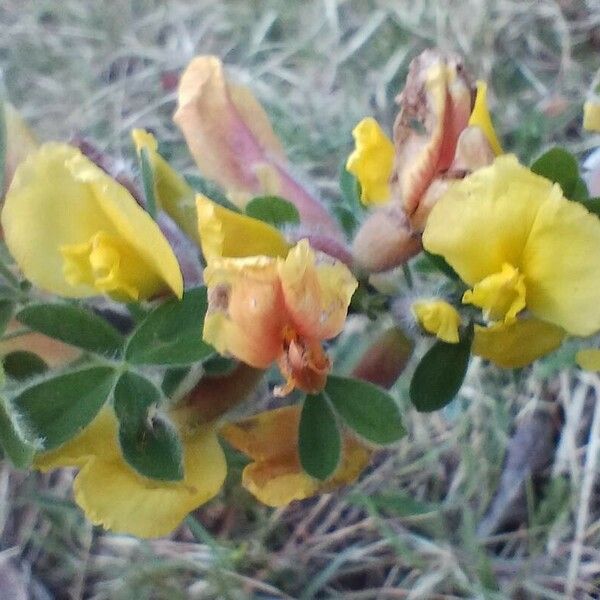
xmin=0 ymin=48 xmax=598 ymax=539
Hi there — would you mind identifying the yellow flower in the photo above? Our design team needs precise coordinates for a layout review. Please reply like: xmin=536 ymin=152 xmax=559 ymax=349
xmin=196 ymin=193 xmax=289 ymax=261
xmin=203 ymin=239 xmax=357 ymax=395
xmin=346 ymin=117 xmax=395 ymax=206
xmin=220 ymin=406 xmax=371 ymax=507
xmin=412 ymin=300 xmax=462 ymax=343
xmin=468 ymin=81 xmax=503 ymax=155
xmin=35 ymin=364 xmax=263 ymax=538
xmin=2 ymin=143 xmax=183 ymax=301
xmin=583 ymin=100 xmax=600 ymax=132
xmin=131 ymin=129 xmax=199 ymax=244
xmin=423 ymin=155 xmax=600 ymax=337
xmin=35 ymin=408 xmax=226 ymax=538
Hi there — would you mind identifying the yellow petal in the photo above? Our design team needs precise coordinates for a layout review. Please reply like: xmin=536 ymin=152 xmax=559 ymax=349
xmin=346 ymin=117 xmax=395 ymax=206
xmin=2 ymin=144 xmax=183 ymax=300
xmin=35 ymin=408 xmax=119 ymax=471
xmin=37 ymin=409 xmax=226 ymax=538
xmin=412 ymin=300 xmax=461 ymax=343
xmin=468 ymin=81 xmax=503 ymax=155
xmin=3 ymin=103 xmax=38 ymax=196
xmin=473 ymin=319 xmax=565 ymax=368
xmin=423 ymin=155 xmax=555 ymax=286
xmin=203 ymin=255 xmax=286 ymax=367
xmin=576 ymin=349 xmax=600 ymax=372
xmin=522 ymin=187 xmax=600 ymax=336
xmin=196 ymin=193 xmax=289 ymax=261
xmin=131 ymin=129 xmax=199 ymax=244
xmin=583 ymin=101 xmax=600 ymax=132
xmin=278 ymin=240 xmax=358 ymax=340
xmin=174 ymin=56 xmax=284 ymax=204
xmin=220 ymin=406 xmax=371 ymax=507
xmin=462 ymin=263 xmax=526 ymax=324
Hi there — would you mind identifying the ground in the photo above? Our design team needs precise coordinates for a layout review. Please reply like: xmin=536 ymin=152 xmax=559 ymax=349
xmin=1 ymin=1 xmax=600 ymax=598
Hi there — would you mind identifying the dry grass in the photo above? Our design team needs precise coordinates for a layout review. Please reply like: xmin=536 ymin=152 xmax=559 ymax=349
xmin=1 ymin=0 xmax=600 ymax=598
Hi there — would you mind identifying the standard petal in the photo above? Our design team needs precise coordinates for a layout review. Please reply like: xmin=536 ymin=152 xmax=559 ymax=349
xmin=279 ymin=240 xmax=357 ymax=340
xmin=346 ymin=117 xmax=394 ymax=206
xmin=35 ymin=408 xmax=119 ymax=471
xmin=196 ymin=194 xmax=289 ymax=261
xmin=392 ymin=50 xmax=473 ymax=217
xmin=38 ymin=408 xmax=226 ymax=538
xmin=522 ymin=192 xmax=600 ymax=335
xmin=74 ymin=426 xmax=226 ymax=538
xmin=2 ymin=144 xmax=183 ymax=299
xmin=174 ymin=56 xmax=284 ymax=201
xmin=467 ymin=81 xmax=502 ymax=155
xmin=422 ymin=155 xmax=551 ymax=286
xmin=203 ymin=255 xmax=286 ymax=367
xmin=472 ymin=319 xmax=565 ymax=368
xmin=220 ymin=406 xmax=371 ymax=507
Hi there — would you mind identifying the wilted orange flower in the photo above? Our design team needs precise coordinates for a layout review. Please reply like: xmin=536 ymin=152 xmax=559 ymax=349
xmin=203 ymin=239 xmax=357 ymax=395
xmin=221 ymin=406 xmax=371 ymax=506
xmin=174 ymin=56 xmax=342 ymax=237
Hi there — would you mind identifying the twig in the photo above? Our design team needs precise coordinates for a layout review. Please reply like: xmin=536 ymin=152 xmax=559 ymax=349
xmin=566 ymin=379 xmax=600 ymax=596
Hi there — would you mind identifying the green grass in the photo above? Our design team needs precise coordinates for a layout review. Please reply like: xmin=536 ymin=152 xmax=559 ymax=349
xmin=1 ymin=1 xmax=600 ymax=598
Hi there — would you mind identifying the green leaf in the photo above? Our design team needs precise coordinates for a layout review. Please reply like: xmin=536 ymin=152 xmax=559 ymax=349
xmin=125 ymin=287 xmax=214 ymax=365
xmin=339 ymin=165 xmax=362 ymax=212
xmin=12 ymin=366 xmax=115 ymax=449
xmin=0 ymin=394 xmax=35 ymax=468
xmin=202 ymin=355 xmax=237 ymax=376
xmin=571 ymin=177 xmax=589 ymax=201
xmin=245 ymin=196 xmax=300 ymax=227
xmin=185 ymin=174 xmax=238 ymax=211
xmin=424 ymin=251 xmax=459 ymax=280
xmin=332 ymin=205 xmax=358 ymax=237
xmin=16 ymin=303 xmax=125 ymax=357
xmin=325 ymin=375 xmax=406 ymax=445
xmin=299 ymin=393 xmax=341 ymax=480
xmin=161 ymin=367 xmax=190 ymax=397
xmin=0 ymin=300 xmax=15 ymax=335
xmin=349 ymin=491 xmax=435 ymax=516
xmin=531 ymin=147 xmax=579 ymax=198
xmin=139 ymin=147 xmax=157 ymax=219
xmin=114 ymin=371 xmax=183 ymax=481
xmin=578 ymin=196 xmax=600 ymax=217
xmin=3 ymin=351 xmax=47 ymax=381
xmin=410 ymin=324 xmax=474 ymax=412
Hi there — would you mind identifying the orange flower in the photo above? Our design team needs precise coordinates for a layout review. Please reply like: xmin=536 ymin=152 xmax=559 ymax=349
xmin=174 ymin=56 xmax=342 ymax=237
xmin=221 ymin=405 xmax=370 ymax=506
xmin=203 ymin=239 xmax=357 ymax=395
